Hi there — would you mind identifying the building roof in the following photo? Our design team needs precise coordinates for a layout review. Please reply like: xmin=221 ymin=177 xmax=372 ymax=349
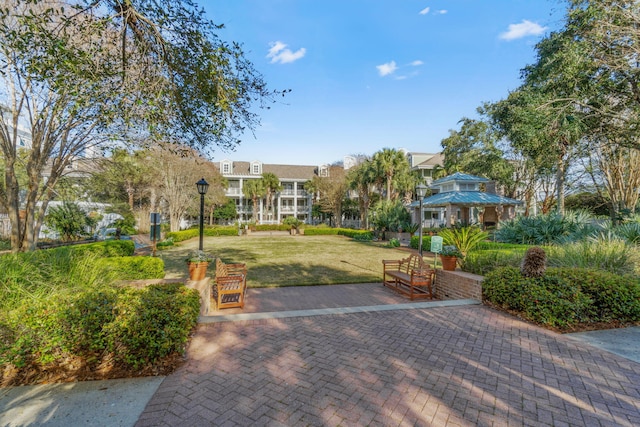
xmin=410 ymin=191 xmax=523 ymax=207
xmin=217 ymin=161 xmax=319 ymax=180
xmin=430 ymin=172 xmax=489 ymax=186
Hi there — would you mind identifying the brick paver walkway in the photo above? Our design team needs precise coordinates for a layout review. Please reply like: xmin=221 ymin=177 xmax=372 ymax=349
xmin=136 ymin=285 xmax=640 ymax=426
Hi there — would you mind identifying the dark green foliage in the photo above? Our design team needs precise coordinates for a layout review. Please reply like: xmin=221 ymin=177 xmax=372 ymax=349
xmin=302 ymin=227 xmax=340 ymax=236
xmin=369 ymin=200 xmax=412 ymax=232
xmin=1 ymin=284 xmax=200 ymax=370
xmin=494 ymin=212 xmax=597 ymax=245
xmin=338 ymin=229 xmax=373 ymax=239
xmin=103 ymin=284 xmax=200 ymax=369
xmin=483 ymin=266 xmax=640 ymax=329
xmin=44 ymin=202 xmax=93 ymax=241
xmin=565 ymin=191 xmax=610 ymax=217
xmin=96 ymin=257 xmax=165 ymax=280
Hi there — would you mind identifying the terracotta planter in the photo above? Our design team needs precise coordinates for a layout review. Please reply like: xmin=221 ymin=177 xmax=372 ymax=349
xmin=187 ymin=261 xmax=209 ymax=281
xmin=440 ymin=255 xmax=458 ymax=271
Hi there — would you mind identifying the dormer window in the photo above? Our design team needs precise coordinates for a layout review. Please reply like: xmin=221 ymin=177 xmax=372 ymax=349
xmin=319 ymin=165 xmax=329 ymax=177
xmin=251 ymin=161 xmax=262 ymax=175
xmin=221 ymin=160 xmax=232 ymax=174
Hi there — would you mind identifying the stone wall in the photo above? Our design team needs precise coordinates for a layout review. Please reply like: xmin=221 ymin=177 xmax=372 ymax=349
xmin=434 ymin=269 xmax=483 ymax=301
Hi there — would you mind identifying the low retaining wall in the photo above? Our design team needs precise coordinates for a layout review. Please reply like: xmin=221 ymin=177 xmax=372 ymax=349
xmin=434 ymin=269 xmax=483 ymax=301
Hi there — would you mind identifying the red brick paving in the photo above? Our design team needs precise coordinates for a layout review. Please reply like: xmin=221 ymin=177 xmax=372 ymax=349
xmin=136 ymin=284 xmax=640 ymax=426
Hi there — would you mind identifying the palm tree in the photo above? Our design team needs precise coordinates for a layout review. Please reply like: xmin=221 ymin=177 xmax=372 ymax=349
xmin=242 ymin=179 xmax=265 ymax=222
xmin=261 ymin=172 xmax=282 ymax=221
xmin=347 ymin=159 xmax=376 ymax=228
xmin=372 ymin=148 xmax=410 ymax=201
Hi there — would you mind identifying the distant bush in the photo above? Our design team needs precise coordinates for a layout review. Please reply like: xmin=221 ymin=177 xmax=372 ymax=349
xmin=409 ymin=235 xmax=432 ymax=252
xmin=96 ymin=256 xmax=165 ymax=280
xmin=303 ymin=227 xmax=339 ymax=236
xmin=495 ymin=211 xmax=597 ymax=245
xmin=483 ymin=266 xmax=640 ymax=329
xmin=166 ymin=226 xmax=238 ymax=242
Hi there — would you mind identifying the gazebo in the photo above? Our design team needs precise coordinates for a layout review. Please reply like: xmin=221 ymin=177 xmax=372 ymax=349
xmin=410 ymin=172 xmax=523 ymax=228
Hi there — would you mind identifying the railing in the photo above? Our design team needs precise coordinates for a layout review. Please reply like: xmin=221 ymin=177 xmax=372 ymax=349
xmin=280 ymin=190 xmax=308 ymax=197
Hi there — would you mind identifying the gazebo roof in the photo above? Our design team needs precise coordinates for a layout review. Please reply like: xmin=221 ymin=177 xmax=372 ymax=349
xmin=430 ymin=172 xmax=489 ymax=186
xmin=410 ymin=191 xmax=523 ymax=208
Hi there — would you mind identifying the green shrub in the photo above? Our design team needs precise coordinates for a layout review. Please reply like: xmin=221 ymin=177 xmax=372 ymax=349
xmin=71 ymin=240 xmax=135 ymax=257
xmin=483 ymin=266 xmax=640 ymax=329
xmin=551 ymin=268 xmax=640 ymax=322
xmin=495 ymin=211 xmax=598 ymax=245
xmin=338 ymin=229 xmax=372 ymax=239
xmin=303 ymin=227 xmax=340 ymax=236
xmin=438 ymin=226 xmax=489 ymax=257
xmin=409 ymin=235 xmax=432 ymax=252
xmin=1 ymin=284 xmax=200 ymax=371
xmin=387 ymin=238 xmax=400 ymax=248
xmin=166 ymin=226 xmax=239 ymax=242
xmin=96 ymin=256 xmax=165 ymax=280
xmin=103 ymin=284 xmax=200 ymax=368
xmin=463 ymin=249 xmax=527 ymax=275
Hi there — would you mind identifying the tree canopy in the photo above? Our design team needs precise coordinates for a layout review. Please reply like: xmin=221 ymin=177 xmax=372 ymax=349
xmin=0 ymin=0 xmax=283 ymax=251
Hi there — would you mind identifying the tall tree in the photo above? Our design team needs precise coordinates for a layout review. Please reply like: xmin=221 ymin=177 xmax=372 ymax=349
xmin=347 ymin=159 xmax=375 ymax=229
xmin=305 ymin=165 xmax=347 ymax=228
xmin=0 ymin=0 xmax=281 ymax=251
xmin=261 ymin=172 xmax=282 ymax=221
xmin=371 ymin=148 xmax=410 ymax=201
xmin=242 ymin=179 xmax=264 ymax=223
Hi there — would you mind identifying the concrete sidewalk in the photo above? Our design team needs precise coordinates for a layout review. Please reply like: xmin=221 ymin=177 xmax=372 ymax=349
xmin=2 ymin=283 xmax=640 ymax=426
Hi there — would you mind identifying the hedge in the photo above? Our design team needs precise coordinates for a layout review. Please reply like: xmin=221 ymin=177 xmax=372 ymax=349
xmin=0 ymin=283 xmax=200 ymax=377
xmin=483 ymin=266 xmax=640 ymax=329
xmin=165 ymin=226 xmax=239 ymax=242
xmin=96 ymin=256 xmax=165 ymax=280
xmin=70 ymin=240 xmax=135 ymax=257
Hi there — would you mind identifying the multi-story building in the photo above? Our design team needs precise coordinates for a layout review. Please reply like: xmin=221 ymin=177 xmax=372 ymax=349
xmin=216 ymin=160 xmax=320 ymax=224
xmin=217 ymin=153 xmax=445 ymax=225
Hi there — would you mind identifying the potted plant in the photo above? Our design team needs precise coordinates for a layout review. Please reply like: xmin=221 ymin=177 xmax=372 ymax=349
xmin=440 ymin=245 xmax=462 ymax=271
xmin=186 ymin=250 xmax=214 ymax=280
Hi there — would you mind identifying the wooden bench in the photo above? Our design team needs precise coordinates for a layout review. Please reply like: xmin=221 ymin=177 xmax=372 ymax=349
xmin=382 ymin=254 xmax=435 ymax=300
xmin=215 ymin=258 xmax=248 ymax=309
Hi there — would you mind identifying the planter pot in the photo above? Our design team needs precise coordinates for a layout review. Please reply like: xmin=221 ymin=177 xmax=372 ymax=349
xmin=187 ymin=261 xmax=209 ymax=281
xmin=440 ymin=255 xmax=458 ymax=271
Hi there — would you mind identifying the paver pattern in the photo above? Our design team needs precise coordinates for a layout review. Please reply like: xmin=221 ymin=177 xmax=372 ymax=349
xmin=136 ymin=287 xmax=640 ymax=426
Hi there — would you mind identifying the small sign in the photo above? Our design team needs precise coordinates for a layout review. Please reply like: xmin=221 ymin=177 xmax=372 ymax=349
xmin=150 ymin=212 xmax=161 ymax=225
xmin=430 ymin=236 xmax=443 ymax=253
xmin=150 ymin=224 xmax=161 ymax=241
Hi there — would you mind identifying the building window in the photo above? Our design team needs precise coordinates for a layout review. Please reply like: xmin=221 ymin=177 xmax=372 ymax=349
xmin=251 ymin=162 xmax=262 ymax=175
xmin=222 ymin=162 xmax=231 ymax=174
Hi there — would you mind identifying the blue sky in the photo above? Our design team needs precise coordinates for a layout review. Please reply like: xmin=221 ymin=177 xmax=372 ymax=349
xmin=204 ymin=1 xmax=566 ymax=166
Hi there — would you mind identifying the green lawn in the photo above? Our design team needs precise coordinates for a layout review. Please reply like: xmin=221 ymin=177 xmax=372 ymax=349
xmin=159 ymin=235 xmax=435 ymax=287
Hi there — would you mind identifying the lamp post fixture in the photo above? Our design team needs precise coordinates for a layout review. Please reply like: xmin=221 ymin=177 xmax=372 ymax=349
xmin=196 ymin=178 xmax=209 ymax=251
xmin=416 ymin=184 xmax=428 ymax=257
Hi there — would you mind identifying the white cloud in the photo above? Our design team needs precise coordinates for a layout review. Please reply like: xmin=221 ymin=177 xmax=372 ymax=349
xmin=267 ymin=41 xmax=306 ymax=64
xmin=376 ymin=61 xmax=398 ymax=77
xmin=437 ymin=9 xmax=447 ymax=14
xmin=410 ymin=60 xmax=424 ymax=66
xmin=500 ymin=20 xmax=547 ymax=41
xmin=419 ymin=7 xmax=430 ymax=15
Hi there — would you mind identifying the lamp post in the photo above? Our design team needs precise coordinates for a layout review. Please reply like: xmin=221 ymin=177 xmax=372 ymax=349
xmin=196 ymin=178 xmax=209 ymax=251
xmin=416 ymin=184 xmax=428 ymax=257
